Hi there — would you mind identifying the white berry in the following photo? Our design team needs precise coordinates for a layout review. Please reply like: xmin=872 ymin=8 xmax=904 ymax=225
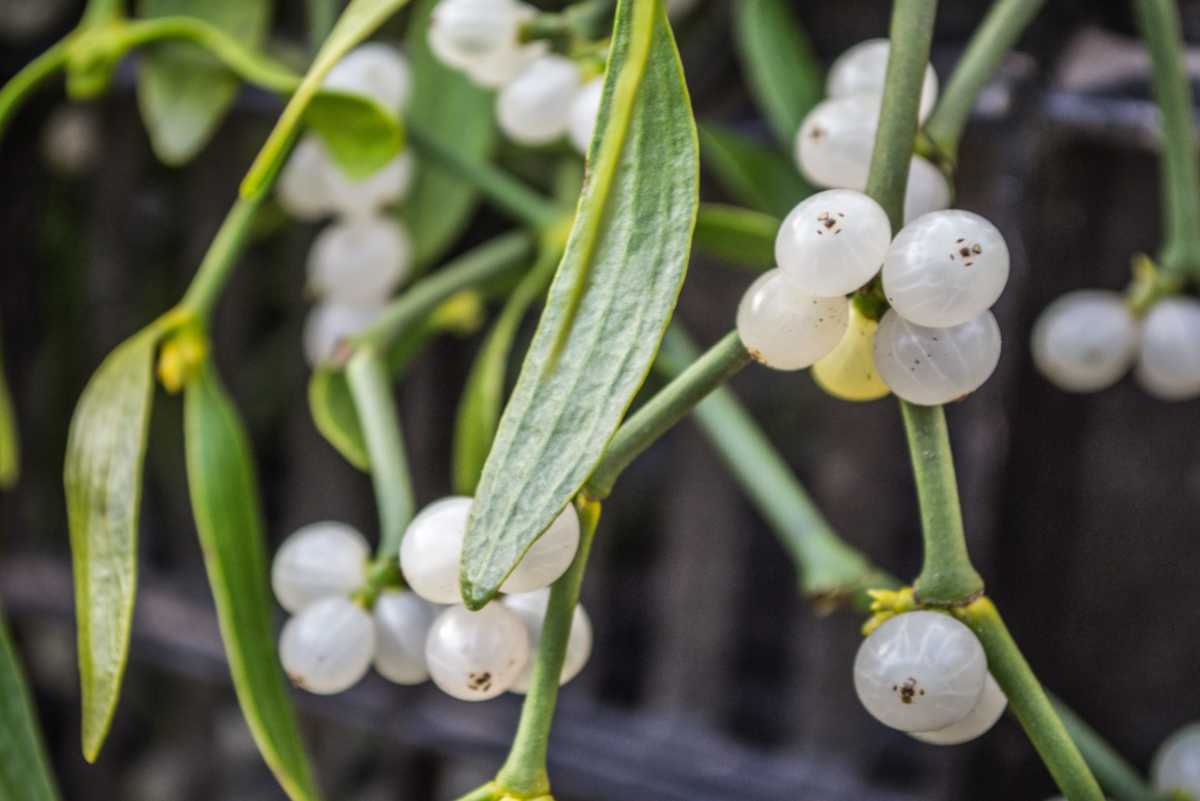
xmin=910 ymin=673 xmax=1007 ymax=745
xmin=496 ymin=55 xmax=581 ymax=146
xmin=307 ymin=217 xmax=412 ymax=305
xmin=399 ymin=496 xmax=472 ymax=604
xmin=503 ymin=589 xmax=592 ymax=693
xmin=277 ymin=135 xmax=338 ymax=221
xmin=854 ymin=610 xmax=987 ymax=732
xmin=1136 ymin=297 xmax=1200 ymax=401
xmin=1031 ymin=290 xmax=1138 ymax=393
xmin=373 ymin=590 xmax=438 ymax=685
xmin=1152 ymin=723 xmax=1200 ymax=797
xmin=425 ymin=603 xmax=530 ymax=701
xmin=323 ymin=43 xmax=412 ymax=114
xmin=303 ymin=301 xmax=384 ymax=366
xmin=795 ymin=94 xmax=880 ymax=190
xmin=279 ymin=596 xmax=375 ymax=695
xmin=501 ymin=505 xmax=581 ymax=594
xmin=568 ymin=77 xmax=604 ymax=156
xmin=904 ymin=156 xmax=951 ymax=223
xmin=737 ymin=269 xmax=849 ymax=371
xmin=428 ymin=0 xmax=522 ymax=71
xmin=328 ymin=150 xmax=417 ymax=218
xmin=271 ymin=522 xmax=369 ymax=614
xmin=41 ymin=105 xmax=99 ymax=176
xmin=827 ymin=39 xmax=938 ymax=122
xmin=775 ymin=189 xmax=892 ymax=296
xmin=883 ymin=210 xmax=1010 ymax=328
xmin=459 ymin=4 xmax=546 ymax=89
xmin=875 ymin=309 xmax=1002 ymax=405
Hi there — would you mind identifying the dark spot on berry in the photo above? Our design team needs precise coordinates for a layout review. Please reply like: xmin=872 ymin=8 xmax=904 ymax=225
xmin=896 ymin=677 xmax=921 ymax=704
xmin=468 ymin=671 xmax=493 ymax=692
xmin=809 ymin=126 xmax=824 ymax=141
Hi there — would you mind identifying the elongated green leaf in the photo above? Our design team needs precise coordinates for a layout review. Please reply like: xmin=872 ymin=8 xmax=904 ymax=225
xmin=699 ymin=123 xmax=810 ymax=217
xmin=137 ymin=0 xmax=271 ymax=165
xmin=460 ymin=0 xmax=699 ymax=608
xmin=308 ymin=367 xmax=370 ymax=471
xmin=732 ymin=0 xmax=824 ymax=149
xmin=241 ymin=0 xmax=411 ymax=197
xmin=184 ymin=361 xmax=321 ymax=801
xmin=305 ymin=90 xmax=405 ymax=179
xmin=64 ymin=326 xmax=161 ymax=761
xmin=0 ymin=332 xmax=18 ymax=489
xmin=0 ymin=609 xmax=60 ymax=801
xmin=404 ymin=0 xmax=495 ymax=267
xmin=693 ymin=203 xmax=777 ymax=270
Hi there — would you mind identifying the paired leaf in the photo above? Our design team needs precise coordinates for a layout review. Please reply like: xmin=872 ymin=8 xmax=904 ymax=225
xmin=64 ymin=325 xmax=162 ymax=761
xmin=693 ymin=203 xmax=778 ymax=270
xmin=0 ymin=609 xmax=60 ymax=801
xmin=404 ymin=0 xmax=495 ymax=268
xmin=460 ymin=0 xmax=699 ymax=608
xmin=184 ymin=361 xmax=321 ymax=801
xmin=136 ymin=0 xmax=271 ymax=166
xmin=732 ymin=0 xmax=824 ymax=149
xmin=0 ymin=331 xmax=18 ymax=489
xmin=699 ymin=123 xmax=810 ymax=217
xmin=308 ymin=367 xmax=370 ymax=471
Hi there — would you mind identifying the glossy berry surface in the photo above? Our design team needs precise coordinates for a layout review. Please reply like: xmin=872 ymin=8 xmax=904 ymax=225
xmin=882 ymin=210 xmax=1010 ymax=328
xmin=910 ymin=673 xmax=1007 ymax=745
xmin=1152 ymin=722 xmax=1200 ymax=797
xmin=271 ymin=522 xmax=369 ymax=614
xmin=323 ymin=43 xmax=412 ymax=114
xmin=327 ymin=150 xmax=417 ymax=218
xmin=428 ymin=0 xmax=522 ymax=71
xmin=1031 ymin=290 xmax=1138 ymax=393
xmin=737 ymin=269 xmax=849 ymax=371
xmin=303 ymin=301 xmax=385 ymax=366
xmin=811 ymin=303 xmax=891 ymax=401
xmin=496 ymin=55 xmax=581 ymax=145
xmin=500 ymin=505 xmax=582 ymax=594
xmin=503 ymin=588 xmax=593 ymax=693
xmin=874 ymin=309 xmax=1002 ymax=405
xmin=854 ymin=610 xmax=988 ymax=732
xmin=399 ymin=496 xmax=473 ymax=605
xmin=373 ymin=590 xmax=438 ymax=685
xmin=568 ymin=77 xmax=604 ymax=156
xmin=279 ymin=596 xmax=375 ymax=695
xmin=425 ymin=603 xmax=531 ymax=701
xmin=795 ymin=95 xmax=880 ymax=190
xmin=307 ymin=217 xmax=412 ymax=305
xmin=826 ymin=38 xmax=938 ymax=122
xmin=277 ymin=135 xmax=338 ymax=221
xmin=1136 ymin=297 xmax=1200 ymax=401
xmin=903 ymin=156 xmax=952 ymax=224
xmin=775 ymin=189 xmax=892 ymax=297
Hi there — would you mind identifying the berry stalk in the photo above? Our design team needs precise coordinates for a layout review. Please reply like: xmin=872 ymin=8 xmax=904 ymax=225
xmin=179 ymin=194 xmax=265 ymax=324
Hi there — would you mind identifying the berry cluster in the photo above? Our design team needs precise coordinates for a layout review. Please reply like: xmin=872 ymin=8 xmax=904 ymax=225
xmin=427 ymin=0 xmax=603 ymax=153
xmin=275 ymin=44 xmax=416 ymax=365
xmin=854 ymin=611 xmax=1007 ymax=746
xmin=271 ymin=498 xmax=591 ymax=701
xmin=1033 ymin=289 xmax=1200 ymax=400
xmin=738 ymin=188 xmax=1011 ymax=405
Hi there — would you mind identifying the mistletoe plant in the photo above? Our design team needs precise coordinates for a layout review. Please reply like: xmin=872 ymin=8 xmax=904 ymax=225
xmin=0 ymin=1 xmax=1198 ymax=801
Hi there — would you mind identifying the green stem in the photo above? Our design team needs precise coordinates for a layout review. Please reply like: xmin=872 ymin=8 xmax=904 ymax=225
xmin=921 ymin=0 xmax=1047 ymax=165
xmin=1052 ymin=697 xmax=1168 ymax=801
xmin=408 ymin=123 xmax=564 ymax=231
xmin=0 ymin=329 xmax=19 ymax=489
xmin=901 ymin=403 xmax=983 ymax=604
xmin=957 ymin=598 xmax=1106 ymax=801
xmin=179 ymin=194 xmax=264 ymax=323
xmin=306 ymin=0 xmax=339 ymax=52
xmin=495 ymin=497 xmax=601 ymax=798
xmin=1133 ymin=0 xmax=1200 ymax=277
xmin=584 ymin=331 xmax=752 ymax=499
xmin=0 ymin=38 xmax=72 ymax=143
xmin=82 ymin=0 xmax=124 ymax=26
xmin=346 ymin=347 xmax=416 ymax=560
xmin=352 ymin=232 xmax=536 ymax=350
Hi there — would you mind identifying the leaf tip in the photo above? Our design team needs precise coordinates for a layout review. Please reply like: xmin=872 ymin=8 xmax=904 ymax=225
xmin=460 ymin=580 xmax=496 ymax=611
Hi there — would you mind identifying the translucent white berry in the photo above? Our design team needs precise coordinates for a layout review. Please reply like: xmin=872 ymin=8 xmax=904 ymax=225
xmin=737 ymin=269 xmax=849 ymax=371
xmin=775 ymin=189 xmax=892 ymax=296
xmin=811 ymin=302 xmax=891 ymax=401
xmin=795 ymin=94 xmax=880 ymax=189
xmin=904 ymin=156 xmax=951 ymax=223
xmin=1152 ymin=723 xmax=1200 ymax=797
xmin=277 ymin=135 xmax=338 ymax=221
xmin=271 ymin=522 xmax=369 ymax=614
xmin=428 ymin=0 xmax=522 ymax=71
xmin=425 ymin=603 xmax=530 ymax=700
xmin=328 ymin=150 xmax=417 ymax=218
xmin=458 ymin=4 xmax=546 ymax=89
xmin=1031 ymin=290 xmax=1138 ymax=393
xmin=323 ymin=43 xmax=412 ymax=113
xmin=883 ymin=210 xmax=1010 ymax=328
xmin=1136 ymin=297 xmax=1200 ymax=401
xmin=827 ymin=39 xmax=939 ymax=122
xmin=874 ymin=309 xmax=1002 ymax=405
xmin=307 ymin=217 xmax=412 ymax=305
xmin=503 ymin=589 xmax=592 ymax=693
xmin=501 ymin=505 xmax=581 ymax=594
xmin=399 ymin=496 xmax=473 ymax=604
xmin=303 ymin=301 xmax=384 ymax=366
xmin=568 ymin=77 xmax=604 ymax=156
xmin=854 ymin=610 xmax=987 ymax=732
xmin=279 ymin=596 xmax=375 ymax=694
xmin=373 ymin=590 xmax=438 ymax=684
xmin=496 ymin=55 xmax=581 ymax=146
xmin=910 ymin=673 xmax=1007 ymax=745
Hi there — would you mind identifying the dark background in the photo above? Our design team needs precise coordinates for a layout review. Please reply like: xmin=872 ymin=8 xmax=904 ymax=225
xmin=2 ymin=1 xmax=1198 ymax=799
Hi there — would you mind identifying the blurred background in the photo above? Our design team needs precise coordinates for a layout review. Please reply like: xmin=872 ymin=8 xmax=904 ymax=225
xmin=2 ymin=1 xmax=1200 ymax=799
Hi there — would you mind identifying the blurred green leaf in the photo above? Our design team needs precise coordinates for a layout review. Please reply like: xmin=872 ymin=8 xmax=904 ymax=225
xmin=137 ymin=0 xmax=271 ymax=165
xmin=732 ymin=0 xmax=824 ymax=149
xmin=0 ymin=608 xmax=60 ymax=801
xmin=305 ymin=90 xmax=406 ymax=180
xmin=64 ymin=325 xmax=162 ymax=761
xmin=693 ymin=203 xmax=778 ymax=270
xmin=699 ymin=123 xmax=810 ymax=217
xmin=404 ymin=0 xmax=496 ymax=268
xmin=460 ymin=0 xmax=698 ymax=608
xmin=0 ymin=331 xmax=18 ymax=489
xmin=184 ymin=360 xmax=321 ymax=801
xmin=308 ymin=366 xmax=370 ymax=471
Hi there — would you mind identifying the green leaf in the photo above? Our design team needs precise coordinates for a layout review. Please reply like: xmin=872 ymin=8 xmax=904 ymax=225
xmin=693 ymin=203 xmax=778 ymax=270
xmin=404 ymin=0 xmax=495 ymax=267
xmin=460 ymin=0 xmax=699 ymax=608
xmin=64 ymin=325 xmax=162 ymax=761
xmin=699 ymin=123 xmax=810 ymax=217
xmin=136 ymin=0 xmax=271 ymax=166
xmin=0 ymin=332 xmax=18 ymax=489
xmin=184 ymin=360 xmax=321 ymax=801
xmin=241 ymin=0 xmax=412 ymax=198
xmin=305 ymin=90 xmax=405 ymax=180
xmin=308 ymin=367 xmax=370 ymax=471
xmin=732 ymin=0 xmax=824 ymax=149
xmin=0 ymin=608 xmax=60 ymax=801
